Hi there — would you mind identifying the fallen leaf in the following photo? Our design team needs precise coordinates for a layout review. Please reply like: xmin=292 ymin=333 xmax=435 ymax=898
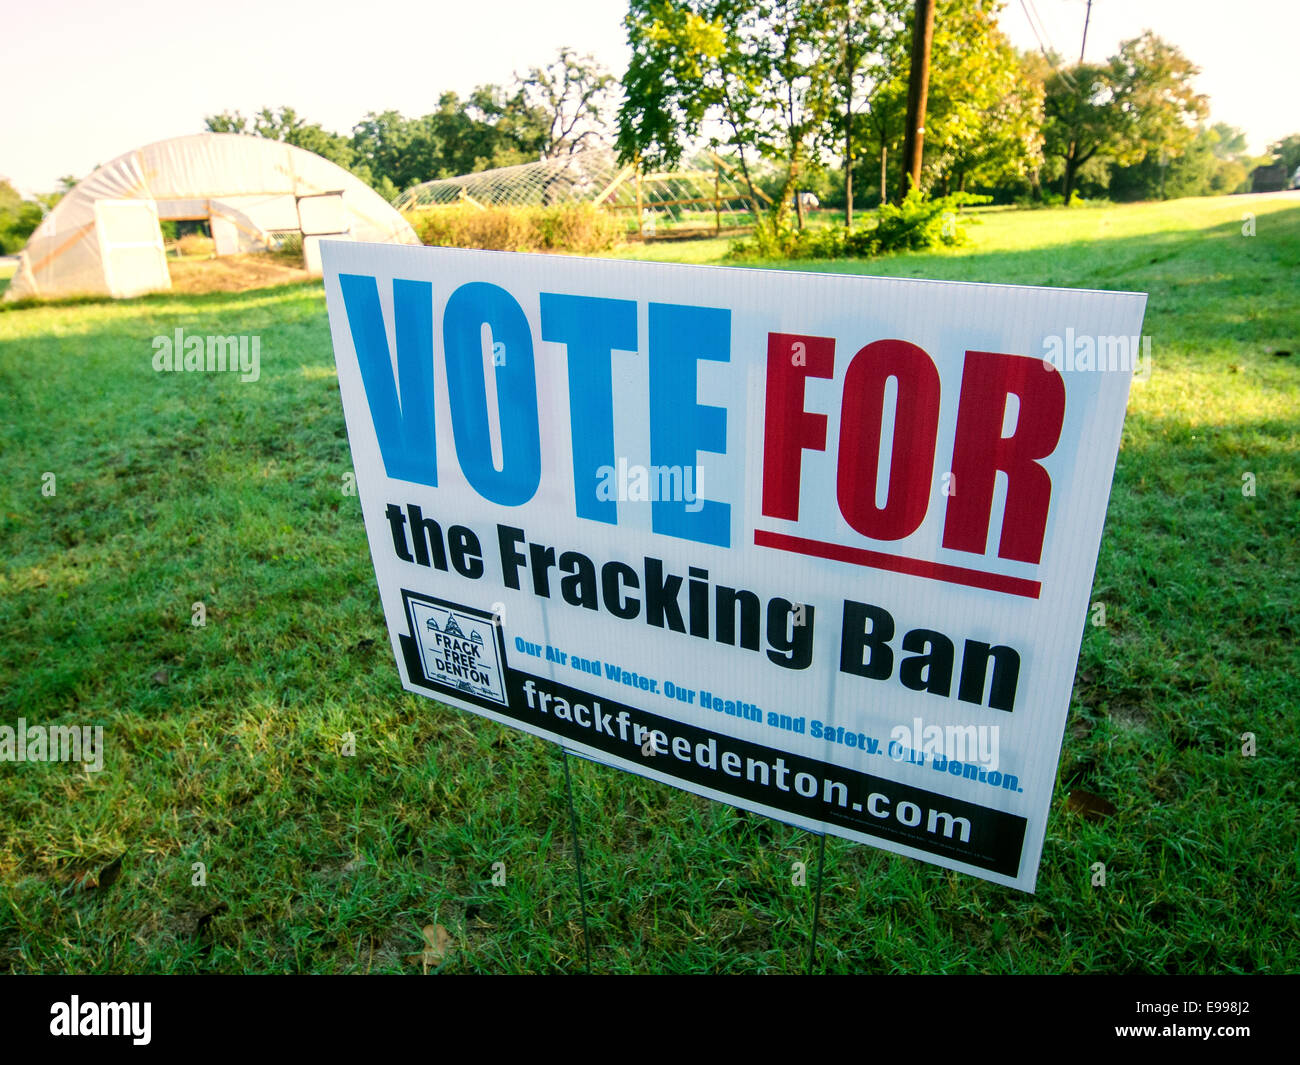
xmin=66 ymin=853 xmax=125 ymax=894
xmin=68 ymin=870 xmax=99 ymax=893
xmin=1067 ymin=789 xmax=1117 ymax=822
xmin=408 ymin=923 xmax=452 ymax=973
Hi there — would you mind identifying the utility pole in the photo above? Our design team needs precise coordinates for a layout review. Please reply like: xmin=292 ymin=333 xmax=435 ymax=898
xmin=1079 ymin=0 xmax=1093 ymax=63
xmin=898 ymin=0 xmax=936 ymax=201
xmin=844 ymin=6 xmax=854 ymax=229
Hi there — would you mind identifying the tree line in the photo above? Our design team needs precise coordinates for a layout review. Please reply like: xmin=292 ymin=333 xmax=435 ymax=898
xmin=192 ymin=2 xmax=1298 ymax=217
xmin=4 ymin=2 xmax=1299 ymax=254
xmin=617 ymin=0 xmax=1277 ymax=221
xmin=203 ymin=47 xmax=615 ymax=202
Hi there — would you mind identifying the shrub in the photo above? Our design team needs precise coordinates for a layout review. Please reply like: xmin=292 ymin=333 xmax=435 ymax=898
xmin=406 ymin=203 xmax=622 ymax=254
xmin=728 ymin=190 xmax=989 ymax=261
xmin=1014 ymin=190 xmax=1086 ymax=209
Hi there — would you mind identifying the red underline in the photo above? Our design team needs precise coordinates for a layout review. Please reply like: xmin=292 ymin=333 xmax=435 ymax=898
xmin=753 ymin=530 xmax=1042 ymax=599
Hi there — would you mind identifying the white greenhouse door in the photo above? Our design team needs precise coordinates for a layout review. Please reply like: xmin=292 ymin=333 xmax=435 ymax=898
xmin=299 ymin=192 xmax=349 ymax=275
xmin=94 ymin=199 xmax=171 ymax=297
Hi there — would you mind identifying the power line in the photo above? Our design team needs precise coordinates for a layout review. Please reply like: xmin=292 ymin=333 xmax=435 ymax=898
xmin=1018 ymin=0 xmax=1076 ymax=88
xmin=1018 ymin=0 xmax=1050 ymax=57
xmin=1026 ymin=0 xmax=1059 ymax=57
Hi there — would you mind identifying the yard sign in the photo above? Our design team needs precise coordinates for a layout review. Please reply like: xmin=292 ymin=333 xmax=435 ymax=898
xmin=322 ymin=242 xmax=1146 ymax=891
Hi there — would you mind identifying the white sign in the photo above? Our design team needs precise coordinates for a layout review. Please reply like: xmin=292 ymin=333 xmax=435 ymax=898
xmin=322 ymin=242 xmax=1146 ymax=892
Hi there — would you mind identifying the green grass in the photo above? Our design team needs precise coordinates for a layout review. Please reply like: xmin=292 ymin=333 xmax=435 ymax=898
xmin=1 ymin=194 xmax=1298 ymax=974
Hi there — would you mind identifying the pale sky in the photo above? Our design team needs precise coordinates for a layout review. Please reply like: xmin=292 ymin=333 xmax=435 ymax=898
xmin=1 ymin=0 xmax=1295 ymax=196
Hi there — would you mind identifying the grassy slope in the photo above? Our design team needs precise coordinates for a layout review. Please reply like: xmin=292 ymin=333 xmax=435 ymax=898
xmin=0 ymin=195 xmax=1296 ymax=973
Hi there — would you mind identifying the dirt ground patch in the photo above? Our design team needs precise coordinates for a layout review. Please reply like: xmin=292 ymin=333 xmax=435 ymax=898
xmin=166 ymin=254 xmax=313 ymax=294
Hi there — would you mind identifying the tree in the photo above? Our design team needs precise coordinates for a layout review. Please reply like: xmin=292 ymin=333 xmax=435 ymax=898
xmin=204 ymin=107 xmax=358 ymax=173
xmin=0 ymin=180 xmax=44 ymax=254
xmin=619 ymin=0 xmax=837 ymax=227
xmin=1112 ymin=31 xmax=1208 ymax=186
xmin=920 ymin=0 xmax=1043 ymax=194
xmin=761 ymin=0 xmax=838 ymax=227
xmin=619 ymin=0 xmax=758 ymax=197
xmin=823 ymin=0 xmax=910 ymax=224
xmin=1043 ymin=61 xmax=1124 ymax=203
xmin=1109 ymin=122 xmax=1254 ymax=201
xmin=35 ymin=175 xmax=79 ymax=213
xmin=1268 ymin=133 xmax=1300 ymax=177
xmin=466 ymin=84 xmax=550 ymax=165
xmin=1043 ymin=32 xmax=1206 ymax=203
xmin=425 ymin=92 xmax=515 ymax=175
xmin=857 ymin=64 xmax=907 ymax=205
xmin=349 ymin=93 xmax=546 ymax=195
xmin=519 ymin=48 xmax=615 ymax=157
xmin=350 ymin=111 xmax=424 ymax=193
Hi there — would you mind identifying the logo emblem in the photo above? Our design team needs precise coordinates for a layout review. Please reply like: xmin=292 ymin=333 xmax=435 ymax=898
xmin=405 ymin=594 xmax=508 ymax=705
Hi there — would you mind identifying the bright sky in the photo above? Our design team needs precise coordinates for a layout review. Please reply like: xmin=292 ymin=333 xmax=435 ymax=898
xmin=1 ymin=0 xmax=1294 ymax=196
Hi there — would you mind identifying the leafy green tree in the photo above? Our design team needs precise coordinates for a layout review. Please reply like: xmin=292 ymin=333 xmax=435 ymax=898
xmin=1109 ymin=122 xmax=1254 ymax=201
xmin=619 ymin=0 xmax=760 ymax=198
xmin=0 ymin=180 xmax=44 ymax=254
xmin=1044 ymin=32 xmax=1206 ymax=203
xmin=203 ymin=111 xmax=248 ymax=134
xmin=350 ymin=111 xmax=423 ymax=192
xmin=920 ymin=0 xmax=1044 ymax=194
xmin=465 ymin=85 xmax=550 ymax=166
xmin=855 ymin=68 xmax=907 ymax=206
xmin=204 ymin=107 xmax=360 ymax=173
xmin=35 ymin=175 xmax=79 ymax=212
xmin=1268 ymin=133 xmax=1300 ymax=176
xmin=822 ymin=0 xmax=910 ymax=224
xmin=519 ymin=47 xmax=615 ymax=157
xmin=620 ymin=0 xmax=838 ymax=227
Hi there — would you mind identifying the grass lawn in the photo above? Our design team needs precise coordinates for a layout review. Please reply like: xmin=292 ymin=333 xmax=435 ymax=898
xmin=1 ymin=193 xmax=1297 ymax=974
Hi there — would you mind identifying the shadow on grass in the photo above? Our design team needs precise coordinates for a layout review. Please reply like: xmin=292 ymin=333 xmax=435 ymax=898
xmin=738 ymin=203 xmax=1300 ymax=355
xmin=0 ymin=277 xmax=323 ymax=314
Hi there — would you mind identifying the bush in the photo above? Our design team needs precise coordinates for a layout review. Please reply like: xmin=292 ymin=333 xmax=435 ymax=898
xmin=1014 ymin=190 xmax=1086 ymax=209
xmin=728 ymin=190 xmax=989 ymax=261
xmin=0 ymin=199 xmax=43 ymax=255
xmin=872 ymin=190 xmax=987 ymax=252
xmin=406 ymin=203 xmax=622 ymax=254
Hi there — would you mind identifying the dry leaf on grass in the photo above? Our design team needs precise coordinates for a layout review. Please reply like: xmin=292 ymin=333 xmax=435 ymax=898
xmin=408 ymin=923 xmax=453 ymax=973
xmin=66 ymin=854 xmax=124 ymax=895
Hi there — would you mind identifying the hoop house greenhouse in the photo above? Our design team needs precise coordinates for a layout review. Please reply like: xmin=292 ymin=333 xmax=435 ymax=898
xmin=5 ymin=133 xmax=419 ymax=301
xmin=395 ymin=148 xmax=762 ymax=239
